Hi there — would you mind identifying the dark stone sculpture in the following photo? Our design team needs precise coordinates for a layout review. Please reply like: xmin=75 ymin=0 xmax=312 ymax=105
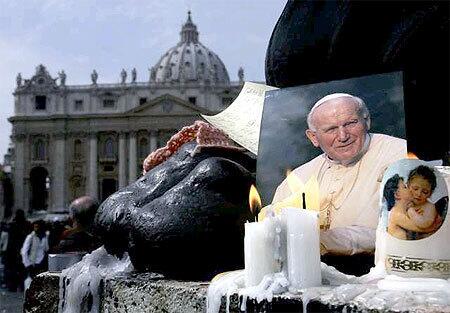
xmin=94 ymin=141 xmax=255 ymax=279
xmin=265 ymin=0 xmax=449 ymax=161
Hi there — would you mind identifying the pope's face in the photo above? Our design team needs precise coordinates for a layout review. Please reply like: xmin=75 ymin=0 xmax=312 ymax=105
xmin=306 ymin=97 xmax=368 ymax=164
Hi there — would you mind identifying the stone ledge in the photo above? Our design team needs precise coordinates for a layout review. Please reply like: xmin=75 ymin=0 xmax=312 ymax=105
xmin=24 ymin=272 xmax=450 ymax=313
xmin=101 ymin=272 xmax=213 ymax=313
xmin=24 ymin=272 xmax=60 ymax=313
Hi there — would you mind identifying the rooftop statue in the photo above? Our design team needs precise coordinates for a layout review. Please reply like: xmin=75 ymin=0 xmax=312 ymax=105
xmin=16 ymin=73 xmax=22 ymax=87
xmin=131 ymin=68 xmax=137 ymax=83
xmin=238 ymin=67 xmax=244 ymax=84
xmin=120 ymin=69 xmax=127 ymax=84
xmin=149 ymin=67 xmax=156 ymax=82
xmin=58 ymin=70 xmax=66 ymax=86
xmin=91 ymin=70 xmax=98 ymax=85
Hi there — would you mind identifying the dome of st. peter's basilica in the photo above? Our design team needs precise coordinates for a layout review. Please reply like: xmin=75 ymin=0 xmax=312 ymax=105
xmin=151 ymin=11 xmax=231 ymax=85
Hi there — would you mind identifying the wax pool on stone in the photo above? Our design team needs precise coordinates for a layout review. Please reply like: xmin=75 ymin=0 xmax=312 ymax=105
xmin=282 ymin=207 xmax=321 ymax=289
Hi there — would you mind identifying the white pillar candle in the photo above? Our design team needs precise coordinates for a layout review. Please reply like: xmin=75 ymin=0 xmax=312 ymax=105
xmin=282 ymin=207 xmax=321 ymax=290
xmin=244 ymin=218 xmax=280 ymax=287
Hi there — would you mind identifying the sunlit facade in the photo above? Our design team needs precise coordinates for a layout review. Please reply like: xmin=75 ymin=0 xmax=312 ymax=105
xmin=9 ymin=12 xmax=243 ymax=213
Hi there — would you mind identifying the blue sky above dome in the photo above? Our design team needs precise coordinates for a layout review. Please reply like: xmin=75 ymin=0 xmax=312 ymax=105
xmin=0 ymin=0 xmax=285 ymax=158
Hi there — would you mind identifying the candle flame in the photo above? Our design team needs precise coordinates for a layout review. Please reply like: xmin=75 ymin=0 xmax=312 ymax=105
xmin=286 ymin=171 xmax=320 ymax=211
xmin=249 ymin=185 xmax=262 ymax=214
xmin=407 ymin=152 xmax=419 ymax=159
xmin=259 ymin=172 xmax=322 ymax=222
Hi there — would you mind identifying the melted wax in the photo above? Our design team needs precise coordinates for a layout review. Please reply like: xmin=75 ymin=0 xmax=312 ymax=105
xmin=207 ymin=262 xmax=450 ymax=313
xmin=58 ymin=246 xmax=133 ymax=313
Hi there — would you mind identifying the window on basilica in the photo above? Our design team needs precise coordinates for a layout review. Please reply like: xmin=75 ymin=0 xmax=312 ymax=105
xmin=74 ymin=139 xmax=83 ymax=159
xmin=74 ymin=100 xmax=83 ymax=111
xmin=34 ymin=139 xmax=46 ymax=160
xmin=104 ymin=165 xmax=114 ymax=172
xmin=104 ymin=138 xmax=115 ymax=158
xmin=188 ymin=97 xmax=196 ymax=105
xmin=103 ymin=99 xmax=115 ymax=108
xmin=139 ymin=138 xmax=148 ymax=159
xmin=35 ymin=96 xmax=47 ymax=110
xmin=139 ymin=97 xmax=147 ymax=105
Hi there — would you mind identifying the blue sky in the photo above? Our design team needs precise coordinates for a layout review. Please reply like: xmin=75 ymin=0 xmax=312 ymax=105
xmin=0 ymin=0 xmax=286 ymax=159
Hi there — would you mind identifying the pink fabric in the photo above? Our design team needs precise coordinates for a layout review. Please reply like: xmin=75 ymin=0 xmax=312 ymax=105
xmin=142 ymin=121 xmax=237 ymax=174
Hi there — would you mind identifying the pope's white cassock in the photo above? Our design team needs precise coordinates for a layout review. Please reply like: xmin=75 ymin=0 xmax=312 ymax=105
xmin=272 ymin=133 xmax=407 ymax=254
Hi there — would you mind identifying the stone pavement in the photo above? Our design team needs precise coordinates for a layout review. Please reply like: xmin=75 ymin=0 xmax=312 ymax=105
xmin=0 ymin=287 xmax=24 ymax=313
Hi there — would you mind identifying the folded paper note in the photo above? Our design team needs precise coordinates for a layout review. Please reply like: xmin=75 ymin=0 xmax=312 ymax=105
xmin=201 ymin=82 xmax=278 ymax=155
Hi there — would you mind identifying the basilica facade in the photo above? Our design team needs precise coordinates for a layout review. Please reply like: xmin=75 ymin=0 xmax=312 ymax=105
xmin=9 ymin=12 xmax=243 ymax=213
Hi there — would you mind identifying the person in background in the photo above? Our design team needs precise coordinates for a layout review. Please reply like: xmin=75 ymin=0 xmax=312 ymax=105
xmin=0 ymin=222 xmax=8 ymax=252
xmin=273 ymin=93 xmax=407 ymax=256
xmin=54 ymin=196 xmax=101 ymax=253
xmin=4 ymin=209 xmax=30 ymax=291
xmin=0 ymin=221 xmax=9 ymax=288
xmin=21 ymin=220 xmax=49 ymax=280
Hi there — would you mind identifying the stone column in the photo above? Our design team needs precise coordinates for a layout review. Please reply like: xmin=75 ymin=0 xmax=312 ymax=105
xmin=128 ymin=131 xmax=137 ymax=183
xmin=23 ymin=178 xmax=30 ymax=213
xmin=88 ymin=133 xmax=98 ymax=199
xmin=13 ymin=134 xmax=26 ymax=213
xmin=52 ymin=133 xmax=66 ymax=210
xmin=0 ymin=180 xmax=4 ymax=221
xmin=150 ymin=131 xmax=158 ymax=152
xmin=23 ymin=135 xmax=31 ymax=212
xmin=118 ymin=132 xmax=127 ymax=188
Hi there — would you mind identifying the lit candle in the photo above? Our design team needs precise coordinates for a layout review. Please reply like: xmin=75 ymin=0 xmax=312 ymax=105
xmin=244 ymin=186 xmax=281 ymax=287
xmin=282 ymin=207 xmax=321 ymax=290
xmin=244 ymin=217 xmax=280 ymax=287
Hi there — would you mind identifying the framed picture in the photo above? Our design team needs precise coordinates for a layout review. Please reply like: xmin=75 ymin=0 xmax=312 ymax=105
xmin=381 ymin=160 xmax=448 ymax=241
xmin=379 ymin=159 xmax=449 ymax=278
xmin=257 ymin=71 xmax=406 ymax=205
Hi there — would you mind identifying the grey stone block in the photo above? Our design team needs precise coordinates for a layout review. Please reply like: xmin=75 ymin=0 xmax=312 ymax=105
xmin=24 ymin=272 xmax=450 ymax=313
xmin=24 ymin=272 xmax=59 ymax=313
xmin=101 ymin=272 xmax=210 ymax=313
